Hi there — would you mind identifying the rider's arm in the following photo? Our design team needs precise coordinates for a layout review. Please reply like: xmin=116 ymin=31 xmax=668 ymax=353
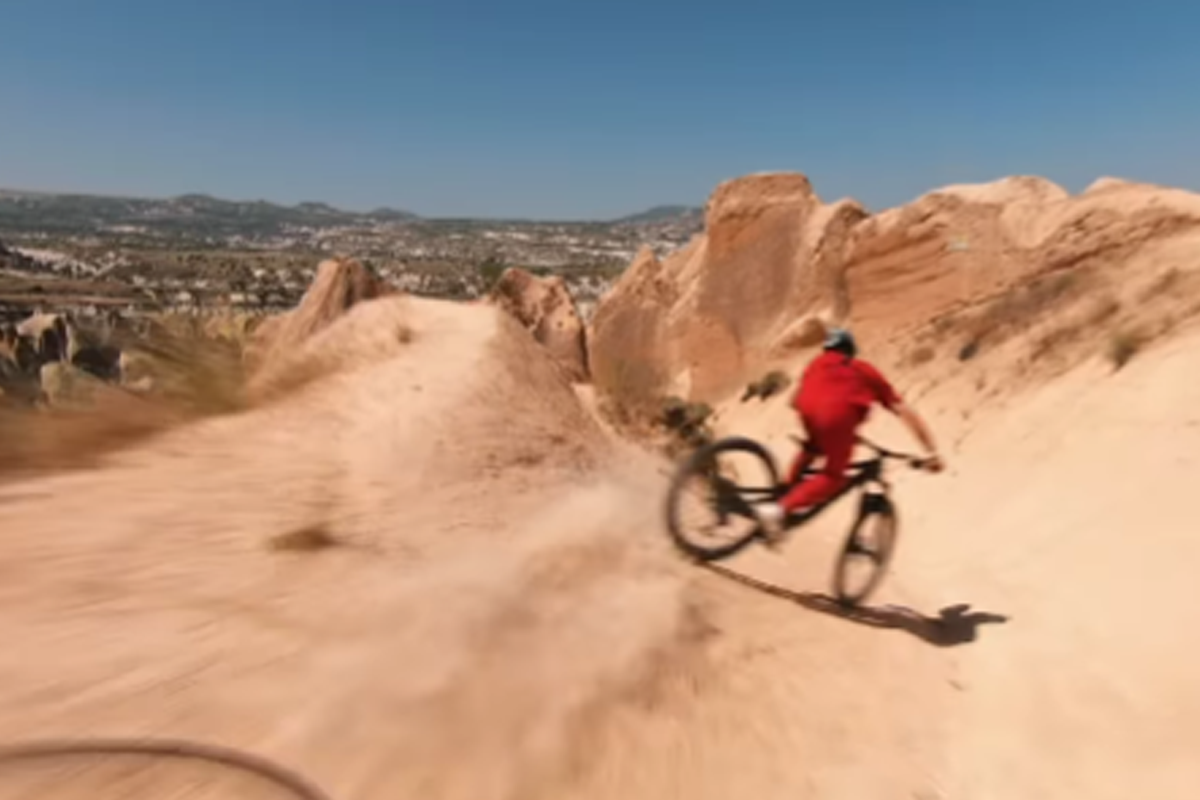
xmin=892 ymin=401 xmax=943 ymax=466
xmin=854 ymin=358 xmax=943 ymax=468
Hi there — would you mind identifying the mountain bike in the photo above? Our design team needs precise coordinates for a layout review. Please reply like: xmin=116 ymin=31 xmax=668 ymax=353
xmin=664 ymin=434 xmax=936 ymax=605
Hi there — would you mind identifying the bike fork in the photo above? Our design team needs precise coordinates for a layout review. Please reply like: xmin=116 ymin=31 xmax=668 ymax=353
xmin=857 ymin=488 xmax=891 ymax=516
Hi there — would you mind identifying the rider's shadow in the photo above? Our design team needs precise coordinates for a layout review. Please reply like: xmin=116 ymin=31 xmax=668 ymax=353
xmin=704 ymin=564 xmax=1009 ymax=647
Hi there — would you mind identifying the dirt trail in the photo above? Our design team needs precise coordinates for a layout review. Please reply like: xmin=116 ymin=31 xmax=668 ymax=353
xmin=1 ymin=292 xmax=1199 ymax=798
xmin=0 ymin=296 xmax=700 ymax=799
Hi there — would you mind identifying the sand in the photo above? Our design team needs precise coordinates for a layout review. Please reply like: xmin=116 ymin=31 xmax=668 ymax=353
xmin=2 ymin=173 xmax=1200 ymax=798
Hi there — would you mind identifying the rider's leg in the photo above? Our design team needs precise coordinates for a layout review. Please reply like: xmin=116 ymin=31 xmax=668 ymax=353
xmin=778 ymin=418 xmax=857 ymax=513
xmin=784 ymin=410 xmax=825 ymax=485
xmin=785 ymin=441 xmax=818 ymax=485
xmin=761 ymin=419 xmax=819 ymax=545
xmin=758 ymin=417 xmax=855 ymax=545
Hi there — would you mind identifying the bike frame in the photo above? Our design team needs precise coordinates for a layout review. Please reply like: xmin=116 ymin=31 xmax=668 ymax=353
xmin=733 ymin=438 xmax=911 ymax=533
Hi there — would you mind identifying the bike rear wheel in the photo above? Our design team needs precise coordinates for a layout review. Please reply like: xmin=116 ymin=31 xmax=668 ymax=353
xmin=665 ymin=436 xmax=781 ymax=561
xmin=832 ymin=492 xmax=899 ymax=605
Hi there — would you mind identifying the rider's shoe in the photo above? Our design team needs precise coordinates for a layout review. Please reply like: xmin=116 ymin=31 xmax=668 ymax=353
xmin=757 ymin=502 xmax=787 ymax=548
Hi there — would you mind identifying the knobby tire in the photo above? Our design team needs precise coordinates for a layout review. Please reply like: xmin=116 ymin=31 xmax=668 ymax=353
xmin=832 ymin=494 xmax=899 ymax=606
xmin=665 ymin=436 xmax=780 ymax=562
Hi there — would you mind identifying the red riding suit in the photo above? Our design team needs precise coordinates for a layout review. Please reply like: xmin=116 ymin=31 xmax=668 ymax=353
xmin=780 ymin=350 xmax=902 ymax=513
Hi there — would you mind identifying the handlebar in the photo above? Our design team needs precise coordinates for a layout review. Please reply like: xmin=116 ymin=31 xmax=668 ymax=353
xmin=792 ymin=434 xmax=938 ymax=472
xmin=855 ymin=436 xmax=936 ymax=471
xmin=855 ymin=435 xmax=906 ymax=459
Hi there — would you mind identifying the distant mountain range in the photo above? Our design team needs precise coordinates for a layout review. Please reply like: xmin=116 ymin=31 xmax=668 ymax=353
xmin=0 ymin=188 xmax=702 ymax=237
xmin=0 ymin=189 xmax=700 ymax=245
xmin=613 ymin=205 xmax=703 ymax=224
xmin=0 ymin=189 xmax=421 ymax=238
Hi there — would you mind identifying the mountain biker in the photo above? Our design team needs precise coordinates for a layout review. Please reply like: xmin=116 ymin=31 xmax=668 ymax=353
xmin=756 ymin=327 xmax=944 ymax=544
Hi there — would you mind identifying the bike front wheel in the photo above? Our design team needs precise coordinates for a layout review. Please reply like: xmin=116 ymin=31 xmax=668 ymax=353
xmin=832 ymin=492 xmax=899 ymax=606
xmin=664 ymin=436 xmax=781 ymax=561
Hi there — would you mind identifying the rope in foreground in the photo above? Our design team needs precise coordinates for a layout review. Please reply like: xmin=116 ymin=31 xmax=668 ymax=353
xmin=0 ymin=737 xmax=335 ymax=800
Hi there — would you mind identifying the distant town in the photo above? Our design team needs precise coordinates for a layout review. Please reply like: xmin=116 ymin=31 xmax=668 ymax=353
xmin=0 ymin=189 xmax=703 ymax=324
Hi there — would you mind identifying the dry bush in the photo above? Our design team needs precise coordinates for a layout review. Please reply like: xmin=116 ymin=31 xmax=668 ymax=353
xmin=1103 ymin=269 xmax=1200 ymax=371
xmin=741 ymin=369 xmax=791 ymax=402
xmin=660 ymin=397 xmax=713 ymax=428
xmin=907 ymin=345 xmax=935 ymax=367
xmin=591 ymin=358 xmax=718 ymax=459
xmin=1107 ymin=328 xmax=1144 ymax=370
xmin=267 ymin=524 xmax=339 ymax=552
xmin=660 ymin=396 xmax=714 ymax=449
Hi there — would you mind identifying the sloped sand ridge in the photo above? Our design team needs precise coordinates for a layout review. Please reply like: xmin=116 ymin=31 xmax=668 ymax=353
xmin=0 ymin=296 xmax=709 ymax=799
xmin=668 ymin=319 xmax=1200 ymax=800
xmin=896 ymin=326 xmax=1200 ymax=799
xmin=4 ymin=244 xmax=1200 ymax=800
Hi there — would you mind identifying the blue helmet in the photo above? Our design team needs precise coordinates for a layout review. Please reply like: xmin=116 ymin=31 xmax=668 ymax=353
xmin=823 ymin=326 xmax=857 ymax=358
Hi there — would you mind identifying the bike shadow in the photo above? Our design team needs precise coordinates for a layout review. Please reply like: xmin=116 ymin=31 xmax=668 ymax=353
xmin=703 ymin=563 xmax=1009 ymax=647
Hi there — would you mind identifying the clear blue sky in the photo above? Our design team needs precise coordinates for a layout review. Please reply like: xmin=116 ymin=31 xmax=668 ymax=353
xmin=2 ymin=0 xmax=1199 ymax=220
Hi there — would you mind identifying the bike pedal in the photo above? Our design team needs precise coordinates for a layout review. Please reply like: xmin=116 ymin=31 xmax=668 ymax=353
xmin=758 ymin=526 xmax=786 ymax=550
